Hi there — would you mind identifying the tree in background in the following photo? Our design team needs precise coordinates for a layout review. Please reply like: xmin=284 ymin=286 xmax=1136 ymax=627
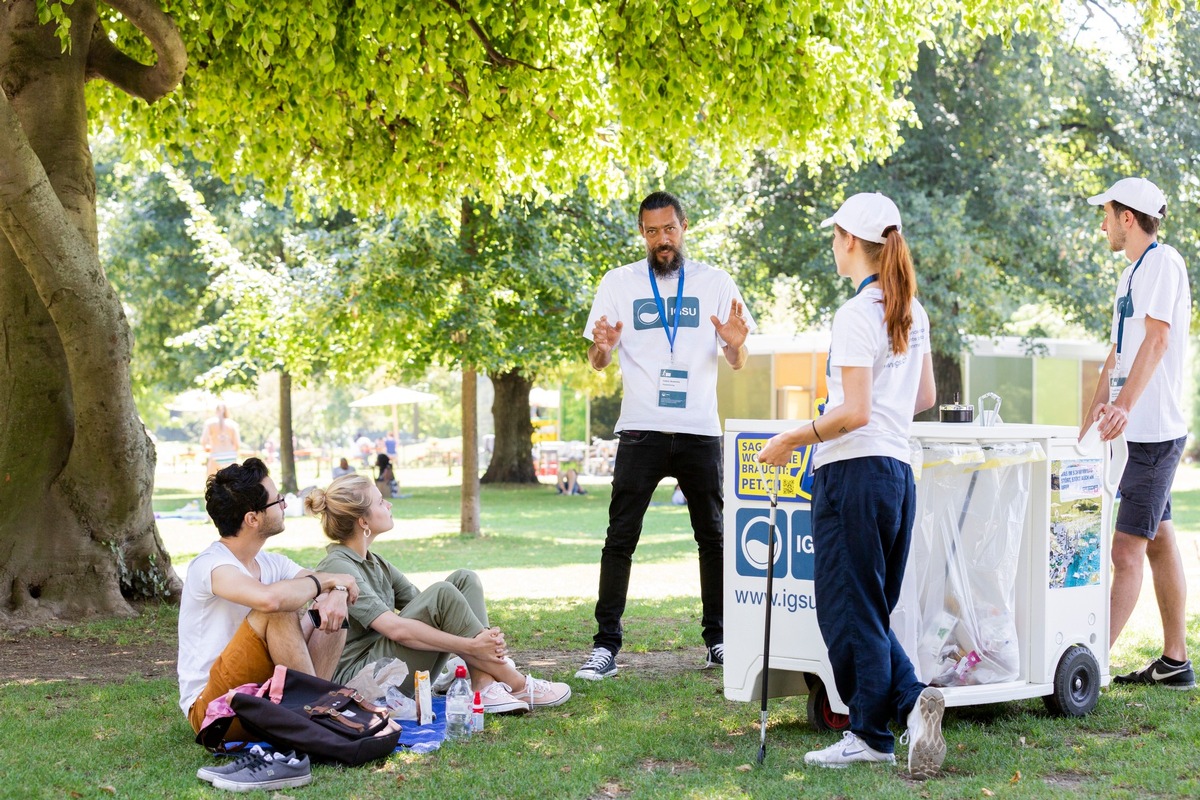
xmin=1100 ymin=2 xmax=1200 ymax=449
xmin=0 ymin=0 xmax=1154 ymax=621
xmin=731 ymin=24 xmax=1139 ymax=404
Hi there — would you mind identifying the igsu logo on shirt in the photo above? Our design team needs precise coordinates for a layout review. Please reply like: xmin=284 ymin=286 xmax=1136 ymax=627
xmin=632 ymin=297 xmax=702 ymax=330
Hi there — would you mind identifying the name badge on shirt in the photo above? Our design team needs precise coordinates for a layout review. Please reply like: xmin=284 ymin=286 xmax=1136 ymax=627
xmin=658 ymin=367 xmax=689 ymax=408
xmin=1109 ymin=373 xmax=1125 ymax=403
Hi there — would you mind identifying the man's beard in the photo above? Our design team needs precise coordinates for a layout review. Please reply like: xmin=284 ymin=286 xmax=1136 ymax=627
xmin=648 ymin=243 xmax=685 ymax=277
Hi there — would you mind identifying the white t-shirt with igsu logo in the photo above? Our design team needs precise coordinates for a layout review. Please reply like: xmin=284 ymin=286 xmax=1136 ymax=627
xmin=813 ymin=287 xmax=931 ymax=469
xmin=584 ymin=258 xmax=755 ymax=436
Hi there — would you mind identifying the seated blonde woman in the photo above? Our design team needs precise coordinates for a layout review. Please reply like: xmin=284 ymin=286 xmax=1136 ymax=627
xmin=307 ymin=474 xmax=571 ymax=713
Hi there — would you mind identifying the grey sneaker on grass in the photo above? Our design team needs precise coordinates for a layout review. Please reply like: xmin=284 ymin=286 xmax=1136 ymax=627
xmin=575 ymin=646 xmax=618 ymax=681
xmin=211 ymin=751 xmax=312 ymax=792
xmin=196 ymin=745 xmax=271 ymax=784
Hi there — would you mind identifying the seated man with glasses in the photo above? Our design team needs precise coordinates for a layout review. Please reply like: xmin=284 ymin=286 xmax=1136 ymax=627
xmin=177 ymin=457 xmax=361 ymax=744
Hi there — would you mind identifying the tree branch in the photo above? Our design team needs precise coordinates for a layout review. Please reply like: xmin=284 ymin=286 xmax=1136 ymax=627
xmin=439 ymin=0 xmax=551 ymax=72
xmin=85 ymin=0 xmax=186 ymax=103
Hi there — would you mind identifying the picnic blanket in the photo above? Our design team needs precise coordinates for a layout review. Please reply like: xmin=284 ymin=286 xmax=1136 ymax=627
xmin=395 ymin=695 xmax=446 ymax=753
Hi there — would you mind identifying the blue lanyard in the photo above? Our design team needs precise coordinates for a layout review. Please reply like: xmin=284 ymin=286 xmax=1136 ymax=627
xmin=1116 ymin=243 xmax=1157 ymax=357
xmin=826 ymin=274 xmax=881 ymax=376
xmin=648 ymin=264 xmax=685 ymax=354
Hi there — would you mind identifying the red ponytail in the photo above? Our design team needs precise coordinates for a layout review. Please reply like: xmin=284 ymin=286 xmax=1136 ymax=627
xmin=864 ymin=226 xmax=916 ymax=354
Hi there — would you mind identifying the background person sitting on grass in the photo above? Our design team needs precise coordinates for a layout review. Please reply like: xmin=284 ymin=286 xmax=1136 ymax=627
xmin=308 ymin=474 xmax=572 ymax=713
xmin=557 ymin=461 xmax=586 ymax=495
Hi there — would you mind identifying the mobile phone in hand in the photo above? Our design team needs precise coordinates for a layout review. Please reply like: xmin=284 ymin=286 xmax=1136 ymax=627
xmin=308 ymin=609 xmax=350 ymax=630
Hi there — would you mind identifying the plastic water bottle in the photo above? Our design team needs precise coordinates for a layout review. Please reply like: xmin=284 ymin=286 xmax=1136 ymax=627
xmin=471 ymin=690 xmax=485 ymax=733
xmin=445 ymin=664 xmax=471 ymax=740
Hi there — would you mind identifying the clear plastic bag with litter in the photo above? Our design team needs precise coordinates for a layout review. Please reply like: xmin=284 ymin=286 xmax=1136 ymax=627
xmin=900 ymin=441 xmax=1045 ymax=687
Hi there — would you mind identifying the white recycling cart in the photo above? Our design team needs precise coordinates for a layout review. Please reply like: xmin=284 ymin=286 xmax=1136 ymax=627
xmin=723 ymin=419 xmax=1123 ymax=729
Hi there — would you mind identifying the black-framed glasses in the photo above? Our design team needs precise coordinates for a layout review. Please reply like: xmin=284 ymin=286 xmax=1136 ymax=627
xmin=259 ymin=496 xmax=287 ymax=512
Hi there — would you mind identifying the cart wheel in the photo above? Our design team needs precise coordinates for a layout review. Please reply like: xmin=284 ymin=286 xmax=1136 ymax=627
xmin=1043 ymin=645 xmax=1100 ymax=717
xmin=806 ymin=676 xmax=850 ymax=732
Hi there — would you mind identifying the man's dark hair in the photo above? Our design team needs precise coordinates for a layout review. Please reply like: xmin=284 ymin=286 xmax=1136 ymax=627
xmin=638 ymin=191 xmax=687 ymax=227
xmin=205 ymin=457 xmax=271 ymax=538
xmin=1112 ymin=200 xmax=1162 ymax=236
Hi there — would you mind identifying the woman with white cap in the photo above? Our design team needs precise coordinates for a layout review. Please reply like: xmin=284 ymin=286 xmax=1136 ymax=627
xmin=758 ymin=192 xmax=943 ymax=778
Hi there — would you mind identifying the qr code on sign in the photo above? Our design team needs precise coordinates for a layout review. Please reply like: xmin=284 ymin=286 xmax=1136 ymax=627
xmin=780 ymin=476 xmax=798 ymax=496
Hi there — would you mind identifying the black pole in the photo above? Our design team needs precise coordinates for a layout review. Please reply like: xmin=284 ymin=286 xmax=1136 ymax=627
xmin=757 ymin=468 xmax=779 ymax=765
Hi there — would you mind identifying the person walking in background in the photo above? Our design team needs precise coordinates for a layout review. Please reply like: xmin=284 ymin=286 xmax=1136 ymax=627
xmin=758 ymin=193 xmax=942 ymax=777
xmin=575 ymin=190 xmax=754 ymax=681
xmin=1082 ymin=177 xmax=1193 ymax=690
xmin=200 ymin=404 xmax=241 ymax=477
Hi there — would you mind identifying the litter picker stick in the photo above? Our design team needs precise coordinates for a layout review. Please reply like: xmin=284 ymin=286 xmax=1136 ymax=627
xmin=757 ymin=464 xmax=781 ymax=765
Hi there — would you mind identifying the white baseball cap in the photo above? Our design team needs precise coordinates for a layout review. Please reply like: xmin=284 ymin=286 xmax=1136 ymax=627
xmin=820 ymin=192 xmax=902 ymax=244
xmin=1087 ymin=177 xmax=1166 ymax=219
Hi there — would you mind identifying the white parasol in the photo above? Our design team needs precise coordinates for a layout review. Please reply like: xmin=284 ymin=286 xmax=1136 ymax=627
xmin=350 ymin=386 xmax=438 ymax=441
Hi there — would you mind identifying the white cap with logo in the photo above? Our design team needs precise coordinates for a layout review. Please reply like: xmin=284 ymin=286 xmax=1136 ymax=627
xmin=820 ymin=192 xmax=902 ymax=244
xmin=1087 ymin=177 xmax=1167 ymax=219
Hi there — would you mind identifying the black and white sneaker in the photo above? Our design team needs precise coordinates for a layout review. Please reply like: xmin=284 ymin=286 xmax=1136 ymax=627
xmin=1113 ymin=656 xmax=1196 ymax=690
xmin=705 ymin=643 xmax=725 ymax=668
xmin=575 ymin=647 xmax=618 ymax=681
xmin=211 ymin=751 xmax=312 ymax=792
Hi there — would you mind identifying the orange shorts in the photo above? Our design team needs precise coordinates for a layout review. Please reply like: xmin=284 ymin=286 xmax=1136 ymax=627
xmin=187 ymin=618 xmax=275 ymax=739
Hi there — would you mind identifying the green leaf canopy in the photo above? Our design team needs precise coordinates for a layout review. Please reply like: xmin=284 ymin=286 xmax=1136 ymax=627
xmin=95 ymin=0 xmax=1096 ymax=212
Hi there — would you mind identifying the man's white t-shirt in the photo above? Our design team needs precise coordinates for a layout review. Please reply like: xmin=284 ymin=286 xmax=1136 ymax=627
xmin=177 ymin=541 xmax=303 ymax=714
xmin=1108 ymin=242 xmax=1191 ymax=443
xmin=584 ymin=258 xmax=755 ymax=436
xmin=814 ymin=288 xmax=931 ymax=469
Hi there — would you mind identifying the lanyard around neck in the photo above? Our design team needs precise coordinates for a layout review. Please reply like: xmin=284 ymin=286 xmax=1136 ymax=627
xmin=826 ymin=274 xmax=882 ymax=378
xmin=855 ymin=274 xmax=879 ymax=295
xmin=648 ymin=264 xmax=685 ymax=354
xmin=1116 ymin=242 xmax=1158 ymax=357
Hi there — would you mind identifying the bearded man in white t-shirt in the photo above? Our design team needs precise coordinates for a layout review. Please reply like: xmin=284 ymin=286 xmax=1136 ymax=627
xmin=1083 ymin=177 xmax=1194 ymax=690
xmin=575 ymin=191 xmax=755 ymax=681
xmin=177 ymin=458 xmax=361 ymax=742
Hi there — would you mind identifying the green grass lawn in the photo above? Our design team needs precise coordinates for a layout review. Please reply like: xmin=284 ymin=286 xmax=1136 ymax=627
xmin=4 ymin=463 xmax=1200 ymax=798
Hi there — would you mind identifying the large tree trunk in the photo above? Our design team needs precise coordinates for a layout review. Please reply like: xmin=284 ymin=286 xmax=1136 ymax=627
xmin=460 ymin=368 xmax=481 ymax=536
xmin=0 ymin=0 xmax=182 ymax=625
xmin=279 ymin=371 xmax=297 ymax=493
xmin=481 ymin=370 xmax=537 ymax=484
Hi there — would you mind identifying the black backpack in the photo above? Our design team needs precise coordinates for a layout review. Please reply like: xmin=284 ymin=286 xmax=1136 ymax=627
xmin=199 ymin=666 xmax=402 ymax=766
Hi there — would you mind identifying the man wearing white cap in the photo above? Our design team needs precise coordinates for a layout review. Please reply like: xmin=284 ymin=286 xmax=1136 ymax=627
xmin=1083 ymin=177 xmax=1193 ymax=689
